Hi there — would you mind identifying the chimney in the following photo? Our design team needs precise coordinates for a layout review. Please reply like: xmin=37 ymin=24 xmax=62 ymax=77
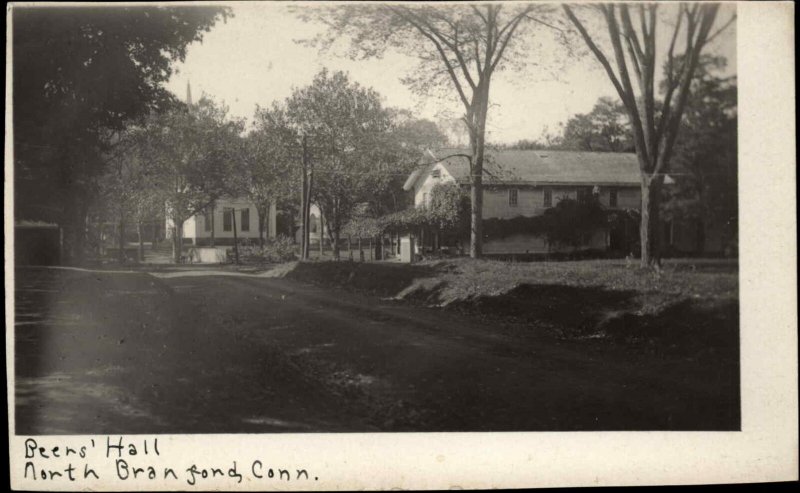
xmin=186 ymin=80 xmax=193 ymax=106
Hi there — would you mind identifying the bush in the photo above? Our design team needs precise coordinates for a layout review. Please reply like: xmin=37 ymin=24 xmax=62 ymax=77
xmin=375 ymin=183 xmax=471 ymax=236
xmin=239 ymin=235 xmax=297 ymax=263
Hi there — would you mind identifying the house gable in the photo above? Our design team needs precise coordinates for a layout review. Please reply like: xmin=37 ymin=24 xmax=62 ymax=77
xmin=408 ymin=162 xmax=457 ymax=208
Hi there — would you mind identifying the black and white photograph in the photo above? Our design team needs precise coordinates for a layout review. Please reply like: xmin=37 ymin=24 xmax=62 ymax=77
xmin=6 ymin=0 xmax=797 ymax=490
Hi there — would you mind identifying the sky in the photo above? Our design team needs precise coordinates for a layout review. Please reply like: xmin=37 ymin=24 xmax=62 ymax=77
xmin=165 ymin=2 xmax=737 ymax=145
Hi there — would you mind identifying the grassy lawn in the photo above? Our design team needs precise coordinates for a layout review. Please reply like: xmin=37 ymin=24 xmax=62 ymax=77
xmin=419 ymin=257 xmax=737 ymax=307
xmin=285 ymin=257 xmax=737 ymax=304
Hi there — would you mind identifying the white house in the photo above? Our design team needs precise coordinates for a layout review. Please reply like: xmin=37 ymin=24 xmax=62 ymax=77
xmin=402 ymin=149 xmax=643 ymax=255
xmin=168 ymin=198 xmax=277 ymax=247
xmin=294 ymin=203 xmax=330 ymax=246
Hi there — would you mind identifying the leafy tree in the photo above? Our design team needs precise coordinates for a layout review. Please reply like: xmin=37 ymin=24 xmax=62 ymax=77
xmin=286 ymin=69 xmax=393 ymax=261
xmin=244 ymin=105 xmax=300 ymax=247
xmin=502 ymin=139 xmax=555 ymax=151
xmin=539 ymin=195 xmax=607 ymax=249
xmin=143 ymin=98 xmax=245 ymax=262
xmin=427 ymin=183 xmax=471 ymax=236
xmin=97 ymin=129 xmax=161 ymax=262
xmin=563 ymin=2 xmax=735 ymax=267
xmin=370 ymin=110 xmax=449 ymax=217
xmin=561 ymin=97 xmax=632 ymax=152
xmin=661 ymin=57 xmax=737 ymax=253
xmin=561 ymin=113 xmax=596 ymax=151
xmin=298 ymin=3 xmax=567 ymax=258
xmin=13 ymin=5 xmax=230 ymax=263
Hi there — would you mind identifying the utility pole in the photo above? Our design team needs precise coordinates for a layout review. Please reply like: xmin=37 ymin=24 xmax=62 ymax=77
xmin=300 ymin=135 xmax=314 ymax=261
xmin=231 ymin=207 xmax=240 ymax=265
xmin=300 ymin=138 xmax=307 ymax=259
xmin=319 ymin=213 xmax=324 ymax=258
xmin=305 ymin=170 xmax=313 ymax=259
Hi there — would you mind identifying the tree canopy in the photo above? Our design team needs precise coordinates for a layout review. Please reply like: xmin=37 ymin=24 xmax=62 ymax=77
xmin=285 ymin=69 xmax=395 ymax=260
xmin=560 ymin=97 xmax=633 ymax=152
xmin=13 ymin=5 xmax=230 ymax=262
xmin=661 ymin=56 xmax=737 ymax=252
xmin=142 ymin=98 xmax=245 ymax=261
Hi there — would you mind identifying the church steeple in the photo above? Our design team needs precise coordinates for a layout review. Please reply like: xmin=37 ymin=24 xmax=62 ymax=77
xmin=186 ymin=81 xmax=193 ymax=106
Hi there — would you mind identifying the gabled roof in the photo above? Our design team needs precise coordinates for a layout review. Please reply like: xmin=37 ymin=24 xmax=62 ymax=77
xmin=404 ymin=148 xmax=642 ymax=190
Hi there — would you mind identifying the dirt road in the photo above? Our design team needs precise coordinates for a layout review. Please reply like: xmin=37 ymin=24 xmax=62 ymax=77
xmin=14 ymin=266 xmax=739 ymax=433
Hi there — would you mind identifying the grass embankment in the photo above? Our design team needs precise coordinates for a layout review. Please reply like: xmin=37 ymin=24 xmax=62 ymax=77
xmin=284 ymin=258 xmax=739 ymax=356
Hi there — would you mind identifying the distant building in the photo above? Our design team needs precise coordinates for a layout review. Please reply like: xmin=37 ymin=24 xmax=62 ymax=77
xmin=166 ymin=82 xmax=277 ymax=247
xmin=169 ymin=198 xmax=276 ymax=246
xmin=15 ymin=221 xmax=62 ymax=265
xmin=294 ymin=203 xmax=329 ymax=246
xmin=403 ymin=149 xmax=643 ymax=255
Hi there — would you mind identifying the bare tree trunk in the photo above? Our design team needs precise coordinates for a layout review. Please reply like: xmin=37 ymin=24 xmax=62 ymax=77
xmin=137 ymin=221 xmax=144 ymax=262
xmin=232 ymin=207 xmax=240 ymax=265
xmin=264 ymin=204 xmax=271 ymax=241
xmin=318 ymin=212 xmax=324 ymax=258
xmin=152 ymin=221 xmax=158 ymax=250
xmin=300 ymin=162 xmax=307 ymax=258
xmin=358 ymin=237 xmax=364 ymax=262
xmin=469 ymin=87 xmax=490 ymax=259
xmin=331 ymin=229 xmax=340 ymax=261
xmin=118 ymin=213 xmax=126 ymax=263
xmin=210 ymin=202 xmax=216 ymax=247
xmin=172 ymin=220 xmax=183 ymax=264
xmin=303 ymin=187 xmax=312 ymax=259
xmin=301 ymin=137 xmax=313 ymax=260
xmin=639 ymin=177 xmax=663 ymax=268
xmin=258 ymin=205 xmax=266 ymax=249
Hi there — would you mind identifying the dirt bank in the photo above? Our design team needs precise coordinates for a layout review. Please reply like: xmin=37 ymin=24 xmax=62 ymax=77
xmin=283 ymin=259 xmax=739 ymax=358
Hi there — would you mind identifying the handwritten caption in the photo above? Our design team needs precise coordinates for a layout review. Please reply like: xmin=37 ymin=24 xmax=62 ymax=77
xmin=22 ymin=436 xmax=318 ymax=486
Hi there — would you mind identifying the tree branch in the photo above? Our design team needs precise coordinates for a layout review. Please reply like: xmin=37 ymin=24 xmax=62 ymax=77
xmin=704 ymin=13 xmax=736 ymax=45
xmin=490 ymin=8 xmax=531 ymax=72
xmin=603 ymin=4 xmax=652 ymax=167
xmin=471 ymin=5 xmax=489 ymax=27
xmin=562 ymin=5 xmax=627 ymax=102
xmin=393 ymin=8 xmax=472 ymax=110
xmin=656 ymin=7 xmax=685 ymax=147
xmin=655 ymin=4 xmax=720 ymax=176
xmin=413 ymin=11 xmax=478 ymax=91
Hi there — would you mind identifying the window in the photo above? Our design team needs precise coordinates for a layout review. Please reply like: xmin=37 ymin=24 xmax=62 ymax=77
xmin=543 ymin=188 xmax=552 ymax=207
xmin=204 ymin=208 xmax=212 ymax=232
xmin=609 ymin=189 xmax=618 ymax=208
xmin=223 ymin=208 xmax=233 ymax=232
xmin=240 ymin=208 xmax=250 ymax=232
xmin=577 ymin=186 xmax=592 ymax=203
xmin=508 ymin=189 xmax=518 ymax=207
